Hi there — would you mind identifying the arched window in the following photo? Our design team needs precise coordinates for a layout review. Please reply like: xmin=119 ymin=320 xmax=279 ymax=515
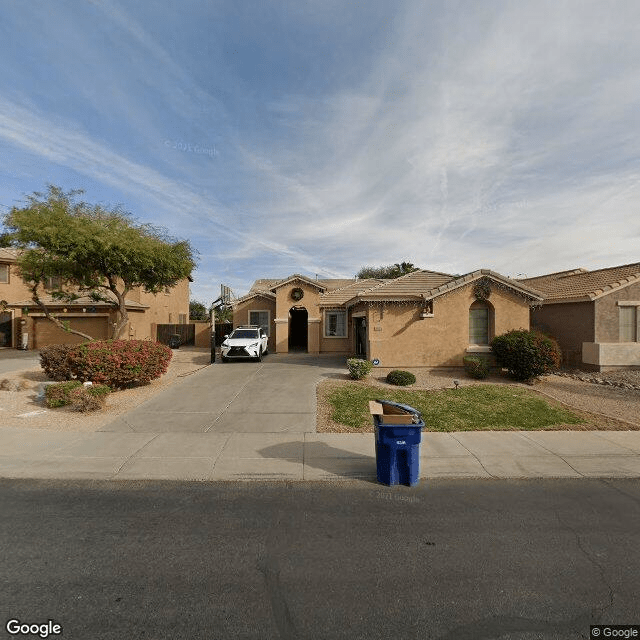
xmin=469 ymin=301 xmax=492 ymax=345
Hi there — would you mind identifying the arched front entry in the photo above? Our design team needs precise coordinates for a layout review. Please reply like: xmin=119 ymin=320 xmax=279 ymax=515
xmin=288 ymin=306 xmax=308 ymax=351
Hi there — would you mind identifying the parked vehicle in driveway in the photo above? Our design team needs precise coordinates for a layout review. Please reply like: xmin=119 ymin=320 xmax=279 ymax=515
xmin=220 ymin=326 xmax=269 ymax=362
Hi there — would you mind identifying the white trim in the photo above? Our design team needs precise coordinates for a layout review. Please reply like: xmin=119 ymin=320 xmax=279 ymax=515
xmin=466 ymin=346 xmax=492 ymax=353
xmin=617 ymin=301 xmax=640 ymax=306
xmin=324 ymin=309 xmax=348 ymax=338
xmin=249 ymin=309 xmax=271 ymax=336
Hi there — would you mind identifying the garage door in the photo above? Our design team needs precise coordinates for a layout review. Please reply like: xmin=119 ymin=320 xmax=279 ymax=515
xmin=34 ymin=317 xmax=110 ymax=348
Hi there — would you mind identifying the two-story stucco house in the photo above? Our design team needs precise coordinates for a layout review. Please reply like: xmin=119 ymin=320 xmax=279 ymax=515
xmin=233 ymin=270 xmax=543 ymax=368
xmin=0 ymin=248 xmax=191 ymax=349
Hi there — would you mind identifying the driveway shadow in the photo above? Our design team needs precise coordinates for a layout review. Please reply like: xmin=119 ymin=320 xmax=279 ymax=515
xmin=258 ymin=441 xmax=379 ymax=484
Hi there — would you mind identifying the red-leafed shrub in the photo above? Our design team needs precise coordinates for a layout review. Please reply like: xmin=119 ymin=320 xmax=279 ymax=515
xmin=491 ymin=330 xmax=561 ymax=381
xmin=39 ymin=344 xmax=76 ymax=381
xmin=67 ymin=339 xmax=172 ymax=389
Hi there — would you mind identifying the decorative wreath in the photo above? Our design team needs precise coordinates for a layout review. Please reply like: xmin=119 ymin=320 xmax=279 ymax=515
xmin=291 ymin=287 xmax=304 ymax=301
xmin=473 ymin=278 xmax=492 ymax=301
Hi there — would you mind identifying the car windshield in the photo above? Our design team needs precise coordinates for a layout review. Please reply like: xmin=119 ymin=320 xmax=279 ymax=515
xmin=229 ymin=329 xmax=259 ymax=339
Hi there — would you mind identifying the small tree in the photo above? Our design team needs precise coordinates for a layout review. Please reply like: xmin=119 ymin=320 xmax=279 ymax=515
xmin=3 ymin=186 xmax=197 ymax=340
xmin=190 ymin=300 xmax=209 ymax=321
xmin=356 ymin=262 xmax=419 ymax=279
xmin=491 ymin=329 xmax=562 ymax=381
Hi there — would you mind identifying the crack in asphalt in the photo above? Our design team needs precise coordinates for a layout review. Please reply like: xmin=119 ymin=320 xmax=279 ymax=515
xmin=436 ymin=611 xmax=592 ymax=639
xmin=554 ymin=510 xmax=615 ymax=625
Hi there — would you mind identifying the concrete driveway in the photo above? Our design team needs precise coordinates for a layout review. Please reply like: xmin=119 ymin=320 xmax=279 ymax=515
xmin=99 ymin=352 xmax=345 ymax=434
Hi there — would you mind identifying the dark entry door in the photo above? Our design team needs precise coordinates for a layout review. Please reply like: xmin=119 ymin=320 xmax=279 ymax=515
xmin=354 ymin=317 xmax=366 ymax=358
xmin=288 ymin=307 xmax=308 ymax=351
xmin=0 ymin=312 xmax=12 ymax=347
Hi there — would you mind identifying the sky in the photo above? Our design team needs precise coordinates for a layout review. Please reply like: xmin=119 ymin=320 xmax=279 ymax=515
xmin=1 ymin=0 xmax=639 ymax=305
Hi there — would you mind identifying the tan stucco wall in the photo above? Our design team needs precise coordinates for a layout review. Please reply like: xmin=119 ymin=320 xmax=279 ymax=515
xmin=595 ymin=281 xmax=640 ymax=343
xmin=367 ymin=285 xmax=531 ymax=368
xmin=232 ymin=296 xmax=277 ymax=352
xmin=530 ymin=301 xmax=595 ymax=367
xmin=582 ymin=342 xmax=640 ymax=368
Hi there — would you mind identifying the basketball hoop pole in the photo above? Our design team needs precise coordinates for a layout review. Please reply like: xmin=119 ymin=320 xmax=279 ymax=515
xmin=210 ymin=306 xmax=216 ymax=363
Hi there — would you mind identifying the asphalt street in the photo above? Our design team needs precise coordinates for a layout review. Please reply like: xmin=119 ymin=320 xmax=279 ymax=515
xmin=1 ymin=478 xmax=639 ymax=640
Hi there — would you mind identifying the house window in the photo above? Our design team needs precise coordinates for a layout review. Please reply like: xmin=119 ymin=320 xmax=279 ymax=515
xmin=0 ymin=264 xmax=8 ymax=284
xmin=619 ymin=306 xmax=638 ymax=342
xmin=325 ymin=310 xmax=347 ymax=337
xmin=178 ymin=314 xmax=187 ymax=325
xmin=45 ymin=276 xmax=63 ymax=290
xmin=469 ymin=302 xmax=491 ymax=345
xmin=249 ymin=310 xmax=270 ymax=336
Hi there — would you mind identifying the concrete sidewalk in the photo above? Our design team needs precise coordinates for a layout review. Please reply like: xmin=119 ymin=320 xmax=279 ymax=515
xmin=2 ymin=427 xmax=640 ymax=481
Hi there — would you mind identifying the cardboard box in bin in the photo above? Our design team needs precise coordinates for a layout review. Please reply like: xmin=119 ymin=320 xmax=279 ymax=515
xmin=368 ymin=401 xmax=415 ymax=425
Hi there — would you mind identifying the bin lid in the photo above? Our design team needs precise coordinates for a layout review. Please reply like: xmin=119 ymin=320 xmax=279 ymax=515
xmin=372 ymin=399 xmax=422 ymax=424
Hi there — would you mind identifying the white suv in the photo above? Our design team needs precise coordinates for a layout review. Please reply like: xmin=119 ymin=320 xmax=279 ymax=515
xmin=221 ymin=326 xmax=269 ymax=362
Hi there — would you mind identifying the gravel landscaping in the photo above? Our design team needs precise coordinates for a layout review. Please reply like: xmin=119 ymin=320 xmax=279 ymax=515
xmin=0 ymin=348 xmax=212 ymax=432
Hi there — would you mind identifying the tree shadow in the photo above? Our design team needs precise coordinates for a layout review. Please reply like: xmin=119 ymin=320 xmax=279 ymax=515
xmin=258 ymin=440 xmax=380 ymax=484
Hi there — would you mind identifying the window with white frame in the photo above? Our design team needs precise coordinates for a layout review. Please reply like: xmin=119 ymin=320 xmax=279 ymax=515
xmin=249 ymin=310 xmax=270 ymax=336
xmin=469 ymin=302 xmax=490 ymax=345
xmin=619 ymin=305 xmax=638 ymax=342
xmin=0 ymin=264 xmax=8 ymax=284
xmin=178 ymin=313 xmax=187 ymax=324
xmin=325 ymin=310 xmax=346 ymax=337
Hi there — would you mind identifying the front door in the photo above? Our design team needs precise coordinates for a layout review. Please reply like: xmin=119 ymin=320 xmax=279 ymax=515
xmin=354 ymin=317 xmax=367 ymax=358
xmin=288 ymin=307 xmax=308 ymax=351
xmin=0 ymin=312 xmax=12 ymax=347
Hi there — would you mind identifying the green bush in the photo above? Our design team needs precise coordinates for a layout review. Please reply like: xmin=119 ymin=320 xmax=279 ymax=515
xmin=386 ymin=370 xmax=416 ymax=386
xmin=463 ymin=356 xmax=489 ymax=379
xmin=68 ymin=339 xmax=172 ymax=389
xmin=39 ymin=344 xmax=77 ymax=381
xmin=45 ymin=381 xmax=111 ymax=411
xmin=347 ymin=358 xmax=373 ymax=380
xmin=491 ymin=329 xmax=562 ymax=381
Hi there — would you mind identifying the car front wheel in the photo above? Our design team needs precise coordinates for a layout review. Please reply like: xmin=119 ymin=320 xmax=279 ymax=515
xmin=256 ymin=348 xmax=263 ymax=362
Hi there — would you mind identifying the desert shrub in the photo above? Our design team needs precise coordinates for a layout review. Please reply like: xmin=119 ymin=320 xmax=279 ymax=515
xmin=39 ymin=344 xmax=77 ymax=381
xmin=386 ymin=370 xmax=416 ymax=386
xmin=463 ymin=356 xmax=489 ymax=379
xmin=491 ymin=329 xmax=562 ymax=381
xmin=347 ymin=358 xmax=373 ymax=380
xmin=67 ymin=339 xmax=172 ymax=389
xmin=44 ymin=381 xmax=110 ymax=411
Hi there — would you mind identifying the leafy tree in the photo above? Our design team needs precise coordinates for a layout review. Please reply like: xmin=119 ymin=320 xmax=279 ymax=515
xmin=212 ymin=304 xmax=233 ymax=323
xmin=3 ymin=185 xmax=197 ymax=340
xmin=189 ymin=300 xmax=209 ymax=321
xmin=356 ymin=262 xmax=419 ymax=279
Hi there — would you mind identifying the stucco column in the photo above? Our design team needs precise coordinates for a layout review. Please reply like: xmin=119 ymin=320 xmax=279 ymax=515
xmin=307 ymin=318 xmax=320 ymax=355
xmin=274 ymin=318 xmax=288 ymax=353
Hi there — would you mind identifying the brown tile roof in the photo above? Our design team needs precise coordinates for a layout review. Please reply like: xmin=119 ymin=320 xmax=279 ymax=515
xmin=318 ymin=279 xmax=386 ymax=306
xmin=8 ymin=294 xmax=149 ymax=309
xmin=233 ymin=290 xmax=276 ymax=305
xmin=344 ymin=269 xmax=542 ymax=304
xmin=519 ymin=262 xmax=640 ymax=301
xmin=249 ymin=276 xmax=361 ymax=294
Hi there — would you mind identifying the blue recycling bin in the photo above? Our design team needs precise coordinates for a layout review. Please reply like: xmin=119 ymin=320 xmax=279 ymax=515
xmin=372 ymin=400 xmax=424 ymax=487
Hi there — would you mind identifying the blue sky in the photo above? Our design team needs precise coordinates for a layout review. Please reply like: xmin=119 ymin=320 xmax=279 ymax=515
xmin=1 ymin=0 xmax=639 ymax=305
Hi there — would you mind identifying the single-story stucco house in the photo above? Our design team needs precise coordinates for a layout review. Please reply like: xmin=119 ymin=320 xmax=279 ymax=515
xmin=519 ymin=262 xmax=640 ymax=370
xmin=232 ymin=270 xmax=543 ymax=368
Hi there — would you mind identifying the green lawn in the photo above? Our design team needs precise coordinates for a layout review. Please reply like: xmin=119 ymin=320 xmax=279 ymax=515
xmin=326 ymin=383 xmax=586 ymax=431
